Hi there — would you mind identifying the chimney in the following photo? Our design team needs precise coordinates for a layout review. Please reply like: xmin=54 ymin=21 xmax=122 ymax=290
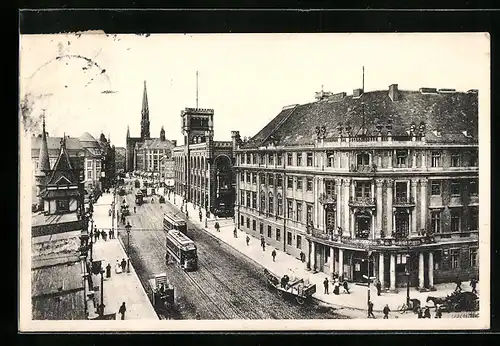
xmin=388 ymin=84 xmax=399 ymax=101
xmin=353 ymin=88 xmax=363 ymax=98
xmin=231 ymin=130 xmax=241 ymax=150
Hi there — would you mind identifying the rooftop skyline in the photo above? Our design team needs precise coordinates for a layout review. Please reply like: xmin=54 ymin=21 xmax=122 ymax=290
xmin=20 ymin=33 xmax=489 ymax=148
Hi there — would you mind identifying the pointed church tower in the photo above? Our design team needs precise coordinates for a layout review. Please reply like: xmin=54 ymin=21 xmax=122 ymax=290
xmin=140 ymin=80 xmax=151 ymax=140
xmin=126 ymin=125 xmax=130 ymax=139
xmin=160 ymin=126 xmax=165 ymax=141
xmin=35 ymin=114 xmax=51 ymax=209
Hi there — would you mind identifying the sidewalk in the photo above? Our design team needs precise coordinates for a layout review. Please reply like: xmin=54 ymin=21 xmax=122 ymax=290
xmin=90 ymin=193 xmax=158 ymax=320
xmin=167 ymin=191 xmax=477 ymax=315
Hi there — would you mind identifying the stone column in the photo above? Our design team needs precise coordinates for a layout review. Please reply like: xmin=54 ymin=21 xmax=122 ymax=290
xmin=314 ymin=177 xmax=319 ymax=227
xmin=338 ymin=248 xmax=344 ymax=278
xmin=428 ymin=252 xmax=434 ymax=287
xmin=420 ymin=179 xmax=428 ymax=232
xmin=421 ymin=150 xmax=427 ymax=169
xmin=418 ymin=252 xmax=425 ymax=289
xmin=386 ymin=179 xmax=394 ymax=236
xmin=375 ymin=179 xmax=384 ymax=238
xmin=411 ymin=179 xmax=418 ymax=235
xmin=379 ymin=252 xmax=385 ymax=288
xmin=307 ymin=239 xmax=312 ymax=268
xmin=388 ymin=150 xmax=393 ymax=169
xmin=412 ymin=150 xmax=417 ymax=168
xmin=350 ymin=212 xmax=355 ymax=238
xmin=343 ymin=179 xmax=351 ymax=234
xmin=336 ymin=179 xmax=342 ymax=229
xmin=311 ymin=241 xmax=316 ymax=270
xmin=390 ymin=253 xmax=396 ymax=291
xmin=330 ymin=247 xmax=335 ymax=276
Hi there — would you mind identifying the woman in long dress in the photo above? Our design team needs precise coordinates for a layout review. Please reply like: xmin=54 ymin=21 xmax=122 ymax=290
xmin=115 ymin=259 xmax=123 ymax=274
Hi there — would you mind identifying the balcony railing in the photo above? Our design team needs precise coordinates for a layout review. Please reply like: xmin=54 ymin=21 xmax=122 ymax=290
xmin=393 ymin=196 xmax=416 ymax=206
xmin=318 ymin=193 xmax=337 ymax=205
xmin=349 ymin=164 xmax=376 ymax=173
xmin=349 ymin=196 xmax=376 ymax=207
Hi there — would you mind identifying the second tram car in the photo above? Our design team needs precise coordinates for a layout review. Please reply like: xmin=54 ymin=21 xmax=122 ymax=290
xmin=165 ymin=230 xmax=198 ymax=271
xmin=163 ymin=213 xmax=187 ymax=234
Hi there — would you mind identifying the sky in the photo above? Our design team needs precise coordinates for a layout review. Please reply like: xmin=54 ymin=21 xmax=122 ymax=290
xmin=19 ymin=33 xmax=490 ymax=148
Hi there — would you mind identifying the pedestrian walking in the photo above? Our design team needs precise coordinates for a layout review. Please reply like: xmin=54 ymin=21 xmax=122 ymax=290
xmin=95 ymin=229 xmax=100 ymax=241
xmin=470 ymin=278 xmax=478 ymax=294
xmin=108 ymin=229 xmax=112 ymax=239
xmin=102 ymin=230 xmax=107 ymax=241
xmin=367 ymin=300 xmax=375 ymax=318
xmin=454 ymin=276 xmax=462 ymax=293
xmin=333 ymin=279 xmax=340 ymax=295
xmin=323 ymin=277 xmax=329 ymax=294
xmin=423 ymin=307 xmax=431 ymax=319
xmin=134 ymin=206 xmax=136 ymax=213
xmin=376 ymin=279 xmax=382 ymax=296
xmin=383 ymin=304 xmax=390 ymax=319
xmin=246 ymin=235 xmax=250 ymax=246
xmin=118 ymin=302 xmax=127 ymax=320
xmin=271 ymin=249 xmax=277 ymax=262
xmin=115 ymin=260 xmax=122 ymax=274
xmin=106 ymin=262 xmax=111 ymax=278
xmin=199 ymin=210 xmax=203 ymax=222
xmin=233 ymin=227 xmax=238 ymax=238
xmin=121 ymin=258 xmax=127 ymax=272
xmin=94 ymin=230 xmax=98 ymax=242
xmin=417 ymin=307 xmax=423 ymax=318
xmin=215 ymin=222 xmax=220 ymax=232
xmin=343 ymin=280 xmax=350 ymax=294
xmin=260 ymin=236 xmax=265 ymax=251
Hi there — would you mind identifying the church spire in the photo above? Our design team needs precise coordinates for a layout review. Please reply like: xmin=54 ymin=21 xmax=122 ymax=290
xmin=126 ymin=125 xmax=130 ymax=138
xmin=160 ymin=126 xmax=165 ymax=141
xmin=37 ymin=112 xmax=50 ymax=175
xmin=140 ymin=80 xmax=150 ymax=139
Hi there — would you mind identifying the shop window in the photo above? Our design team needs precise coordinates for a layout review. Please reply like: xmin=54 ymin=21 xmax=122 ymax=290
xmin=287 ymin=232 xmax=292 ymax=246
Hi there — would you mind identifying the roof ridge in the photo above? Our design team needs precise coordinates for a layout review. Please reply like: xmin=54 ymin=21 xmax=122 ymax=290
xmin=260 ymin=105 xmax=298 ymax=146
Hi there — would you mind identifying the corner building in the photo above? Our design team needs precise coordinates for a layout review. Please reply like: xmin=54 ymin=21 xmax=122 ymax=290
xmin=234 ymin=84 xmax=479 ymax=291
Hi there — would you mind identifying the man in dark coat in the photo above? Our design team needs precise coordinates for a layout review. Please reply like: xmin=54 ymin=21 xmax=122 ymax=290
xmin=470 ymin=278 xmax=478 ymax=294
xmin=260 ymin=236 xmax=265 ymax=251
xmin=121 ymin=258 xmax=127 ymax=272
xmin=323 ymin=278 xmax=329 ymax=294
xmin=454 ymin=276 xmax=462 ymax=292
xmin=199 ymin=210 xmax=203 ymax=222
xmin=376 ymin=279 xmax=382 ymax=296
xmin=367 ymin=300 xmax=375 ymax=318
xmin=246 ymin=235 xmax=250 ymax=246
xmin=271 ymin=249 xmax=277 ymax=262
xmin=118 ymin=302 xmax=127 ymax=320
xmin=383 ymin=304 xmax=390 ymax=319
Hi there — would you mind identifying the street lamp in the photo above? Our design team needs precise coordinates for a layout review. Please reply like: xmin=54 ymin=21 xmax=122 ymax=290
xmin=89 ymin=216 xmax=94 ymax=263
xmin=363 ymin=248 xmax=374 ymax=306
xmin=125 ymin=221 xmax=132 ymax=273
xmin=98 ymin=268 xmax=105 ymax=317
xmin=405 ymin=238 xmax=411 ymax=307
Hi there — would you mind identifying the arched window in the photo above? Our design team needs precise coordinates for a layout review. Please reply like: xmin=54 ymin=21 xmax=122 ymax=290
xmin=201 ymin=157 xmax=205 ymax=172
xmin=277 ymin=193 xmax=283 ymax=216
xmin=260 ymin=191 xmax=266 ymax=213
xmin=268 ymin=192 xmax=274 ymax=214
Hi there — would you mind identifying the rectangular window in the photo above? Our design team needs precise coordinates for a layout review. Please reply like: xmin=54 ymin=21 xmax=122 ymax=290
xmin=431 ymin=151 xmax=441 ymax=167
xmin=451 ymin=180 xmax=461 ymax=196
xmin=252 ymin=220 xmax=256 ymax=231
xmin=246 ymin=191 xmax=251 ymax=207
xmin=451 ymin=150 xmax=461 ymax=167
xmin=267 ymin=225 xmax=272 ymax=238
xmin=287 ymin=232 xmax=292 ymax=246
xmin=355 ymin=181 xmax=371 ymax=198
xmin=252 ymin=173 xmax=256 ymax=184
xmin=87 ymin=161 xmax=92 ymax=169
xmin=268 ymin=174 xmax=274 ymax=186
xmin=276 ymin=228 xmax=281 ymax=242
xmin=287 ymin=153 xmax=293 ymax=166
xmin=260 ymin=173 xmax=266 ymax=185
xmin=470 ymin=207 xmax=479 ymax=230
xmin=396 ymin=150 xmax=408 ymax=167
xmin=450 ymin=249 xmax=460 ymax=269
xmin=287 ymin=177 xmax=293 ymax=189
xmin=252 ymin=154 xmax=256 ymax=164
xmin=277 ymin=196 xmax=283 ymax=215
xmin=269 ymin=154 xmax=274 ymax=165
xmin=431 ymin=210 xmax=441 ymax=233
xmin=470 ymin=248 xmax=478 ymax=267
xmin=296 ymin=177 xmax=303 ymax=190
xmin=306 ymin=178 xmax=313 ymax=191
xmin=431 ymin=180 xmax=441 ymax=196
xmin=277 ymin=153 xmax=283 ymax=166
xmin=240 ymin=192 xmax=245 ymax=206
xmin=287 ymin=199 xmax=293 ymax=219
xmin=56 ymin=199 xmax=69 ymax=212
xmin=252 ymin=192 xmax=257 ymax=209
xmin=296 ymin=153 xmax=302 ymax=166
xmin=244 ymin=154 xmax=247 ymax=164
xmin=395 ymin=181 xmax=408 ymax=198
xmin=469 ymin=179 xmax=478 ymax=195
xmin=260 ymin=153 xmax=265 ymax=165
xmin=306 ymin=204 xmax=313 ymax=224
xmin=357 ymin=153 xmax=370 ymax=166
xmin=240 ymin=216 xmax=244 ymax=227
xmin=327 ymin=152 xmax=334 ymax=167
xmin=296 ymin=202 xmax=302 ymax=222
xmin=246 ymin=172 xmax=251 ymax=183
xmin=325 ymin=180 xmax=335 ymax=196
xmin=87 ymin=170 xmax=93 ymax=180
xmin=277 ymin=175 xmax=283 ymax=187
xmin=240 ymin=172 xmax=244 ymax=182
xmin=306 ymin=152 xmax=313 ymax=166
xmin=469 ymin=149 xmax=478 ymax=166
xmin=246 ymin=217 xmax=250 ymax=229
xmin=296 ymin=235 xmax=302 ymax=249
xmin=260 ymin=223 xmax=264 ymax=235
xmin=450 ymin=209 xmax=461 ymax=232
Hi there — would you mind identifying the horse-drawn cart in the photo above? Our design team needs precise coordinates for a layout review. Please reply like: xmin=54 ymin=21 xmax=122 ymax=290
xmin=264 ymin=269 xmax=316 ymax=305
xmin=427 ymin=291 xmax=479 ymax=312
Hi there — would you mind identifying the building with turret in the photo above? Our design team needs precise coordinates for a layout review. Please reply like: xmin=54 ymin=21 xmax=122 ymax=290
xmin=125 ymin=81 xmax=175 ymax=177
xmin=234 ymin=84 xmax=479 ymax=290
xmin=172 ymin=107 xmax=236 ymax=216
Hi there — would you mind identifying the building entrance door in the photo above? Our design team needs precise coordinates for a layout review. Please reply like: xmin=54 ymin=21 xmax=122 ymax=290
xmin=395 ymin=211 xmax=409 ymax=238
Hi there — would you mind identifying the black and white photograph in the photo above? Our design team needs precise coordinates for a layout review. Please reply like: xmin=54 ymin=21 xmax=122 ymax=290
xmin=19 ymin=32 xmax=490 ymax=331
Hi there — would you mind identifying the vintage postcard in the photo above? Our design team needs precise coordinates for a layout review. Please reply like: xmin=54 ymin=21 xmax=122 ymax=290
xmin=19 ymin=32 xmax=490 ymax=331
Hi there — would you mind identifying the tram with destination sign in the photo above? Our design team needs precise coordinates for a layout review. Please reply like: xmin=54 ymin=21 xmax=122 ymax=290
xmin=165 ymin=230 xmax=198 ymax=271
